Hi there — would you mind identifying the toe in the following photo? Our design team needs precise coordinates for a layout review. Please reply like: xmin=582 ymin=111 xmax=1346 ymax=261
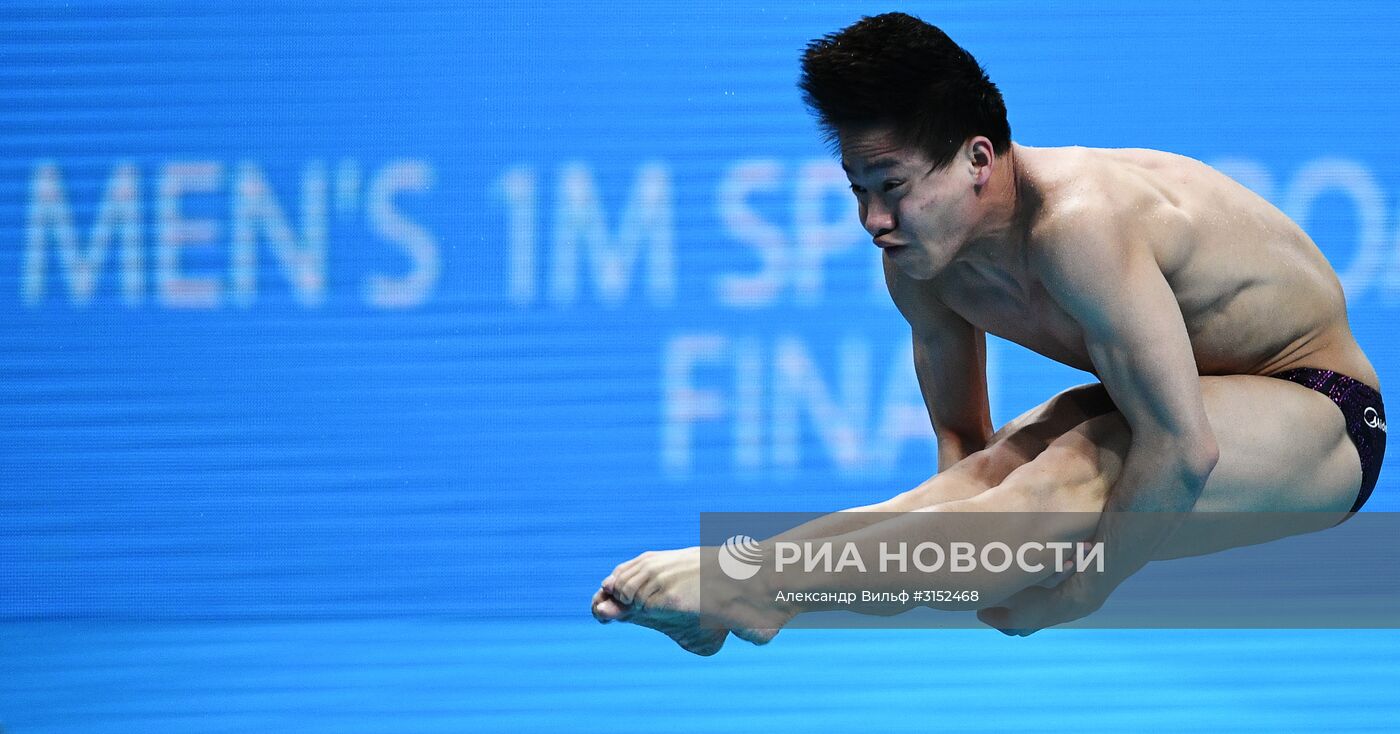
xmin=591 ymin=588 xmax=614 ymax=622
xmin=615 ymin=551 xmax=650 ymax=576
xmin=614 ymin=566 xmax=651 ymax=606
xmin=592 ymin=587 xmax=632 ymax=622
xmin=596 ymin=597 xmax=629 ymax=622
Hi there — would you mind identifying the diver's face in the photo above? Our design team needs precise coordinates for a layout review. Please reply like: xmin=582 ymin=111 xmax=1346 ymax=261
xmin=839 ymin=125 xmax=978 ymax=280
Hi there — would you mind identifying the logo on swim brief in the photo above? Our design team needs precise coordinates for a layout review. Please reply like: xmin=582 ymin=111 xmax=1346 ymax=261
xmin=717 ymin=535 xmax=764 ymax=580
xmin=1364 ymin=406 xmax=1387 ymax=433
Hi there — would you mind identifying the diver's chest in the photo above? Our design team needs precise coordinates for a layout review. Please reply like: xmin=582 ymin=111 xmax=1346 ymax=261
xmin=940 ymin=279 xmax=1085 ymax=354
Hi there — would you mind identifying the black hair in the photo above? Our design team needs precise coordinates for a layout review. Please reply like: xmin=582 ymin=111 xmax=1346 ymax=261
xmin=799 ymin=12 xmax=1011 ymax=169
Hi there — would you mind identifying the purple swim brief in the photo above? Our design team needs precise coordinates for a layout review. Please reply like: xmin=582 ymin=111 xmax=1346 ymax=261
xmin=1269 ymin=367 xmax=1386 ymax=514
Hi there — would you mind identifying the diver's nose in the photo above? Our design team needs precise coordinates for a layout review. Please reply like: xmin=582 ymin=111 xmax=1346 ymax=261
xmin=862 ymin=198 xmax=895 ymax=238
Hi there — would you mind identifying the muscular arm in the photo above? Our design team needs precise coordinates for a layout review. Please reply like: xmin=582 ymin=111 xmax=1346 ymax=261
xmin=887 ymin=255 xmax=994 ymax=470
xmin=1036 ymin=222 xmax=1220 ymax=586
xmin=762 ymin=255 xmax=992 ymax=544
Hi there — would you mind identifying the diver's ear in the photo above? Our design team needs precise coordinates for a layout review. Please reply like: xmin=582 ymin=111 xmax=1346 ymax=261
xmin=968 ymin=136 xmax=996 ymax=193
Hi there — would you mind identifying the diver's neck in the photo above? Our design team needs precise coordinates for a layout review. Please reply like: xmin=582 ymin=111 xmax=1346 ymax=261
xmin=958 ymin=142 xmax=1034 ymax=270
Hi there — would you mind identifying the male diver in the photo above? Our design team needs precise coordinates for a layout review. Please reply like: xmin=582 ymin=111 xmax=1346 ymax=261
xmin=592 ymin=13 xmax=1386 ymax=655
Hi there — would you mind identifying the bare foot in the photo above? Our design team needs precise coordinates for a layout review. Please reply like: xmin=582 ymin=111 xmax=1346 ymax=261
xmin=591 ymin=584 xmax=729 ymax=656
xmin=595 ymin=547 xmax=790 ymax=655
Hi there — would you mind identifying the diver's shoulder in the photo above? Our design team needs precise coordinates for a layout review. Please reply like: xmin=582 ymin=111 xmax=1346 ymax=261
xmin=1020 ymin=142 xmax=1210 ymax=173
xmin=1017 ymin=146 xmax=1153 ymax=232
xmin=1019 ymin=145 xmax=1188 ymax=266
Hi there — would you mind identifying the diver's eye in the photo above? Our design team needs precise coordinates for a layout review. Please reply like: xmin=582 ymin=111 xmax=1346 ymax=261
xmin=883 ymin=180 xmax=904 ymax=193
xmin=849 ymin=183 xmax=866 ymax=194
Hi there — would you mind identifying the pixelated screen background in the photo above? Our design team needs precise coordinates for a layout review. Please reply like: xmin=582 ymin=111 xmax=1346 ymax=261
xmin=2 ymin=2 xmax=1398 ymax=731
